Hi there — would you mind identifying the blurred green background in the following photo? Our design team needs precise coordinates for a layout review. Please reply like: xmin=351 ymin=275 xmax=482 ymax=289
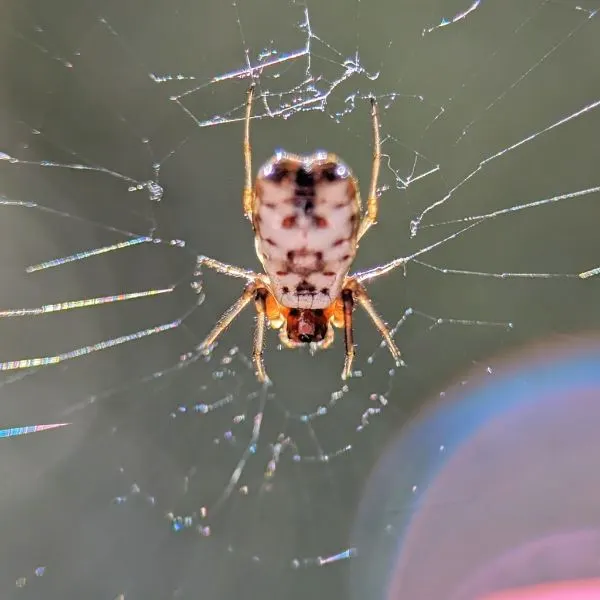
xmin=0 ymin=0 xmax=598 ymax=598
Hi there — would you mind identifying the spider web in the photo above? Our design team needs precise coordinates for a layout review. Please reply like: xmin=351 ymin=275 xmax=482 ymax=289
xmin=0 ymin=0 xmax=599 ymax=597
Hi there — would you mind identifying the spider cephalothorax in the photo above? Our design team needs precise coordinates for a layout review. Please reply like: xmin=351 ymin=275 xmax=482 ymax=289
xmin=198 ymin=85 xmax=402 ymax=383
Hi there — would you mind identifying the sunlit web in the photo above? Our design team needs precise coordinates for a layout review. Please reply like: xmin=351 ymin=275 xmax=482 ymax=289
xmin=0 ymin=0 xmax=599 ymax=589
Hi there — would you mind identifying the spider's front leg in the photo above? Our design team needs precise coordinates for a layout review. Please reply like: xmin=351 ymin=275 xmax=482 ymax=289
xmin=198 ymin=279 xmax=272 ymax=383
xmin=357 ymin=96 xmax=381 ymax=242
xmin=242 ymin=83 xmax=256 ymax=221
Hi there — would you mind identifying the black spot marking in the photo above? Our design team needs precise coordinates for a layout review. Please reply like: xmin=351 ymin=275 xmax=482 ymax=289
xmin=265 ymin=164 xmax=289 ymax=183
xmin=315 ymin=251 xmax=323 ymax=261
xmin=296 ymin=168 xmax=314 ymax=187
xmin=294 ymin=186 xmax=314 ymax=197
xmin=321 ymin=165 xmax=338 ymax=182
xmin=320 ymin=288 xmax=329 ymax=295
xmin=349 ymin=214 xmax=357 ymax=225
xmin=296 ymin=281 xmax=316 ymax=294
xmin=287 ymin=250 xmax=295 ymax=261
xmin=282 ymin=286 xmax=290 ymax=294
xmin=292 ymin=195 xmax=315 ymax=215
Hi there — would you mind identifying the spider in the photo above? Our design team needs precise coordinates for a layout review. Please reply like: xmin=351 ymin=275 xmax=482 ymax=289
xmin=198 ymin=85 xmax=403 ymax=383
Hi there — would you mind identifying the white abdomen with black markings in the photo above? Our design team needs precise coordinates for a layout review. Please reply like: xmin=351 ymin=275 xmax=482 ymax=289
xmin=253 ymin=153 xmax=360 ymax=309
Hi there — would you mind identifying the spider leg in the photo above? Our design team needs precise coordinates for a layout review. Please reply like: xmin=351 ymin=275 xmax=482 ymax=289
xmin=242 ymin=84 xmax=256 ymax=221
xmin=357 ymin=97 xmax=381 ymax=242
xmin=341 ymin=289 xmax=356 ymax=380
xmin=253 ymin=289 xmax=270 ymax=383
xmin=354 ymin=221 xmax=486 ymax=285
xmin=346 ymin=279 xmax=402 ymax=366
xmin=357 ymin=288 xmax=402 ymax=364
xmin=352 ymin=256 xmax=407 ymax=285
xmin=197 ymin=255 xmax=257 ymax=281
xmin=199 ymin=282 xmax=258 ymax=353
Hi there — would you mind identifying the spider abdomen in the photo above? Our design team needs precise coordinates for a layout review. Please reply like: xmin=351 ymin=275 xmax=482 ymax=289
xmin=253 ymin=152 xmax=360 ymax=309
